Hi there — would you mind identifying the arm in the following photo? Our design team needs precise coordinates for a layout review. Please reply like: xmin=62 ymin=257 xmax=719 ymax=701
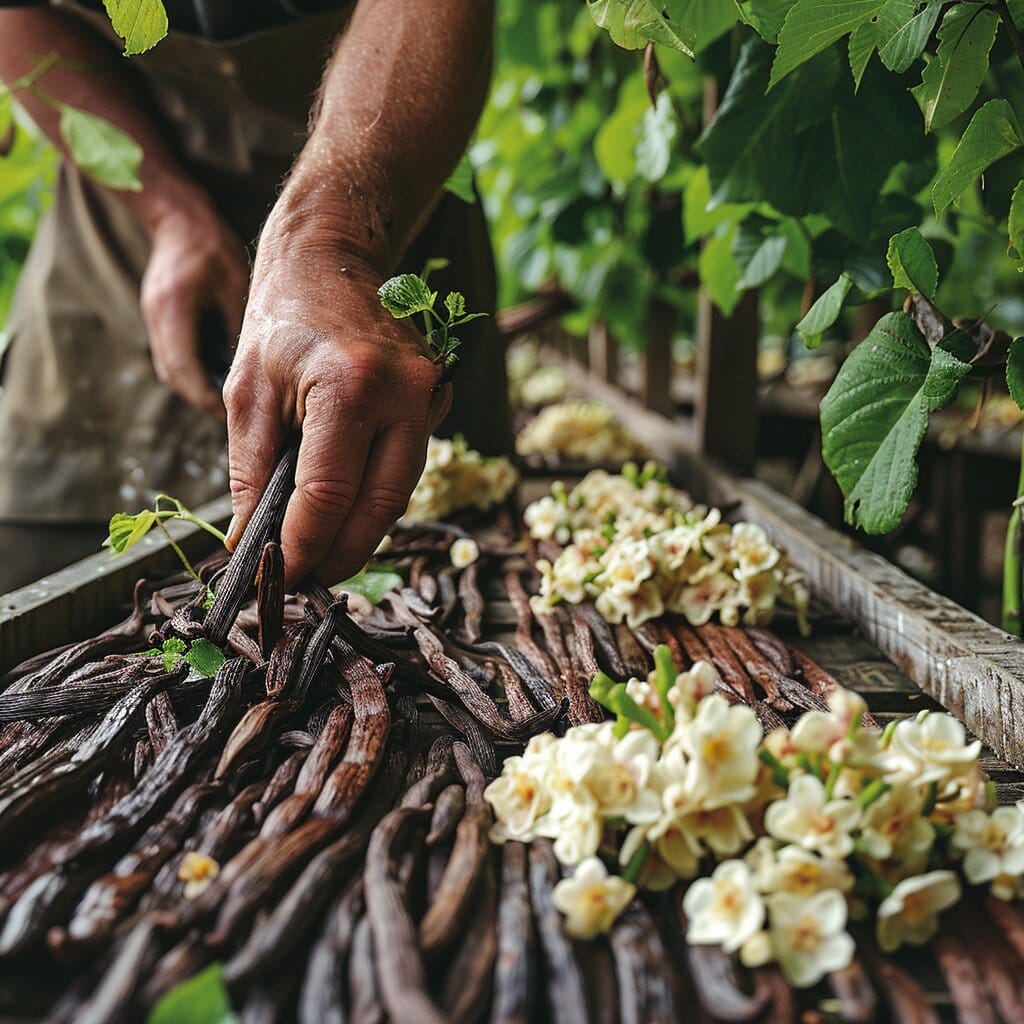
xmin=224 ymin=0 xmax=494 ymax=585
xmin=0 ymin=8 xmax=247 ymax=413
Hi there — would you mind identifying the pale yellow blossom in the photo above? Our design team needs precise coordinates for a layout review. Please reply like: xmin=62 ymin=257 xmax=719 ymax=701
xmin=768 ymin=889 xmax=854 ymax=986
xmin=876 ymin=870 xmax=960 ymax=952
xmin=552 ymin=857 xmax=635 ymax=939
xmin=684 ymin=860 xmax=765 ymax=954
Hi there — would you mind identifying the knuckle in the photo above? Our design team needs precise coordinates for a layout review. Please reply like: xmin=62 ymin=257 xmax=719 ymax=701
xmin=300 ymin=477 xmax=359 ymax=521
xmin=361 ymin=484 xmax=410 ymax=525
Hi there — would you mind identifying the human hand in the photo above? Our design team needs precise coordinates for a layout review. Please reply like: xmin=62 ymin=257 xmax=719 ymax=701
xmin=223 ymin=252 xmax=451 ymax=587
xmin=140 ymin=199 xmax=249 ymax=416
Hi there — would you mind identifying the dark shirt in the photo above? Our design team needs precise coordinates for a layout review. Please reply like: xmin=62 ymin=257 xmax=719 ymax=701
xmin=0 ymin=0 xmax=348 ymax=39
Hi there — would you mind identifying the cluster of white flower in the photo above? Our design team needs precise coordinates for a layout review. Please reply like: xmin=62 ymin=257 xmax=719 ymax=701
xmin=485 ymin=647 xmax=1024 ymax=986
xmin=515 ymin=401 xmax=648 ymax=465
xmin=507 ymin=342 xmax=568 ymax=408
xmin=402 ymin=436 xmax=518 ymax=524
xmin=524 ymin=464 xmax=808 ymax=631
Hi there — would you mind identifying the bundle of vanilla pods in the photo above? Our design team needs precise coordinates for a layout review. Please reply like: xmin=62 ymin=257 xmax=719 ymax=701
xmin=0 ymin=451 xmax=1017 ymax=1023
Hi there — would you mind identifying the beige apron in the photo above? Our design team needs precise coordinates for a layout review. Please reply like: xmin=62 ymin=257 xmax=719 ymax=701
xmin=0 ymin=0 xmax=509 ymax=532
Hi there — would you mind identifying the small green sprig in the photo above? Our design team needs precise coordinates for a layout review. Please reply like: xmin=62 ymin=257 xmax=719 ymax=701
xmin=105 ymin=494 xmax=226 ymax=585
xmin=139 ymin=636 xmax=226 ymax=677
xmin=377 ymin=272 xmax=487 ymax=385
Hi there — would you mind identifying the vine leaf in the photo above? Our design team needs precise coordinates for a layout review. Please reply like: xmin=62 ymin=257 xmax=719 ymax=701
xmin=147 ymin=962 xmax=236 ymax=1024
xmin=377 ymin=275 xmax=437 ymax=318
xmin=796 ymin=272 xmax=854 ymax=348
xmin=736 ymin=234 xmax=788 ymax=290
xmin=59 ymin=106 xmax=143 ymax=191
xmin=876 ymin=0 xmax=940 ymax=74
xmin=335 ymin=569 xmax=404 ymax=604
xmin=740 ymin=0 xmax=791 ymax=42
xmin=1009 ymin=180 xmax=1024 ymax=266
xmin=185 ymin=639 xmax=226 ymax=679
xmin=102 ymin=0 xmax=169 ymax=56
xmin=1007 ymin=337 xmax=1024 ymax=412
xmin=886 ymin=227 xmax=938 ymax=300
xmin=0 ymin=89 xmax=12 ymax=142
xmin=820 ymin=312 xmax=971 ymax=533
xmin=912 ymin=5 xmax=999 ymax=133
xmin=444 ymin=154 xmax=475 ymax=203
xmin=587 ymin=0 xmax=697 ymax=57
xmin=635 ymin=93 xmax=679 ymax=183
xmin=932 ymin=100 xmax=1023 ymax=215
xmin=105 ymin=510 xmax=158 ymax=554
xmin=847 ymin=20 xmax=877 ymax=89
xmin=770 ymin=0 xmax=885 ymax=89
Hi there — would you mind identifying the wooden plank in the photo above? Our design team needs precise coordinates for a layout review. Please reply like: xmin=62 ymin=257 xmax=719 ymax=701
xmin=639 ymin=300 xmax=674 ymax=416
xmin=557 ymin=357 xmax=1024 ymax=766
xmin=0 ymin=495 xmax=232 ymax=675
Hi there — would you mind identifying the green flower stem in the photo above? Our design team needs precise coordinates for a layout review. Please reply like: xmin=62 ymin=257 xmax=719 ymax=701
xmin=1001 ymin=432 xmax=1024 ymax=634
xmin=824 ymin=761 xmax=842 ymax=801
xmin=155 ymin=521 xmax=202 ymax=585
xmin=757 ymin=748 xmax=790 ymax=788
xmin=622 ymin=840 xmax=649 ymax=883
xmin=857 ymin=778 xmax=890 ymax=809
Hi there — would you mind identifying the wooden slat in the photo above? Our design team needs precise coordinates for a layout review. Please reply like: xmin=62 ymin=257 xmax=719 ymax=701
xmin=0 ymin=495 xmax=233 ymax=674
xmin=558 ymin=357 xmax=1024 ymax=766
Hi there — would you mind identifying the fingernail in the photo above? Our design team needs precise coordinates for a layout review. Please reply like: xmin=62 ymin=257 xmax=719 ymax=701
xmin=224 ymin=516 xmax=239 ymax=551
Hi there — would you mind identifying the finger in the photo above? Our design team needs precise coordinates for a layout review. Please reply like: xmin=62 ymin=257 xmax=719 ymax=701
xmin=224 ymin=372 xmax=288 ymax=551
xmin=145 ymin=295 xmax=224 ymax=415
xmin=315 ymin=424 xmax=427 ymax=586
xmin=280 ymin=388 xmax=376 ymax=586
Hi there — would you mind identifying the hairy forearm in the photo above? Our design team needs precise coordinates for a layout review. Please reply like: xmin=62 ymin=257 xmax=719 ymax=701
xmin=0 ymin=9 xmax=205 ymax=234
xmin=265 ymin=0 xmax=494 ymax=274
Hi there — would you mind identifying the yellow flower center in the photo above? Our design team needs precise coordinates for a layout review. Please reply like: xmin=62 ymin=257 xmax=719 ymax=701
xmin=790 ymin=917 xmax=822 ymax=952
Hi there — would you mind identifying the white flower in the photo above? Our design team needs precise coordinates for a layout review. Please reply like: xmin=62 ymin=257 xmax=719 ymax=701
xmin=542 ymin=796 xmax=603 ymax=867
xmin=670 ymin=571 xmax=740 ymax=626
xmin=552 ymin=857 xmax=635 ymax=939
xmin=585 ymin=729 xmax=662 ymax=824
xmin=880 ymin=712 xmax=982 ymax=787
xmin=876 ymin=870 xmax=961 ymax=953
xmin=600 ymin=539 xmax=654 ymax=596
xmin=684 ymin=860 xmax=765 ymax=954
xmin=859 ymin=783 xmax=934 ymax=864
xmin=731 ymin=523 xmax=781 ymax=578
xmin=754 ymin=845 xmax=854 ymax=898
xmin=767 ymin=889 xmax=854 ymax=987
xmin=764 ymin=774 xmax=861 ymax=860
xmin=485 ymin=755 xmax=551 ymax=841
xmin=524 ymin=495 xmax=568 ymax=542
xmin=789 ymin=711 xmax=841 ymax=755
xmin=178 ymin=852 xmax=220 ymax=900
xmin=681 ymin=694 xmax=763 ymax=808
xmin=666 ymin=660 xmax=720 ymax=719
xmin=450 ymin=537 xmax=480 ymax=569
xmin=952 ymin=806 xmax=1024 ymax=886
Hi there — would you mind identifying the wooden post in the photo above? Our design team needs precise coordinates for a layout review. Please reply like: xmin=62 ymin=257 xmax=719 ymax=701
xmin=640 ymin=299 xmax=675 ymax=417
xmin=694 ymin=289 xmax=760 ymax=475
xmin=588 ymin=320 xmax=619 ymax=384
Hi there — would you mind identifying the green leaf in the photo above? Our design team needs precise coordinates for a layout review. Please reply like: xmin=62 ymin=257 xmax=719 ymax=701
xmin=932 ymin=100 xmax=1023 ymax=215
xmin=1009 ymin=180 xmax=1024 ymax=265
xmin=886 ymin=227 xmax=938 ymax=299
xmin=740 ymin=0 xmax=792 ymax=42
xmin=0 ymin=88 xmax=12 ymax=141
xmin=820 ymin=312 xmax=971 ymax=533
xmin=444 ymin=292 xmax=466 ymax=320
xmin=377 ymin=275 xmax=437 ymax=319
xmin=147 ymin=963 xmax=236 ymax=1024
xmin=876 ymin=0 xmax=940 ymax=73
xmin=635 ymin=93 xmax=679 ymax=183
xmin=796 ymin=272 xmax=854 ymax=347
xmin=700 ymin=224 xmax=743 ymax=316
xmin=335 ymin=569 xmax=403 ymax=604
xmin=912 ymin=5 xmax=998 ymax=133
xmin=847 ymin=20 xmax=877 ymax=89
xmin=770 ymin=0 xmax=885 ymax=89
xmin=59 ymin=105 xmax=143 ymax=191
xmin=185 ymin=638 xmax=226 ymax=678
xmin=102 ymin=0 xmax=169 ymax=55
xmin=105 ymin=510 xmax=157 ymax=554
xmin=160 ymin=637 xmax=187 ymax=673
xmin=587 ymin=0 xmax=698 ymax=56
xmin=1008 ymin=337 xmax=1024 ymax=412
xmin=444 ymin=154 xmax=475 ymax=204
xmin=736 ymin=234 xmax=788 ymax=289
